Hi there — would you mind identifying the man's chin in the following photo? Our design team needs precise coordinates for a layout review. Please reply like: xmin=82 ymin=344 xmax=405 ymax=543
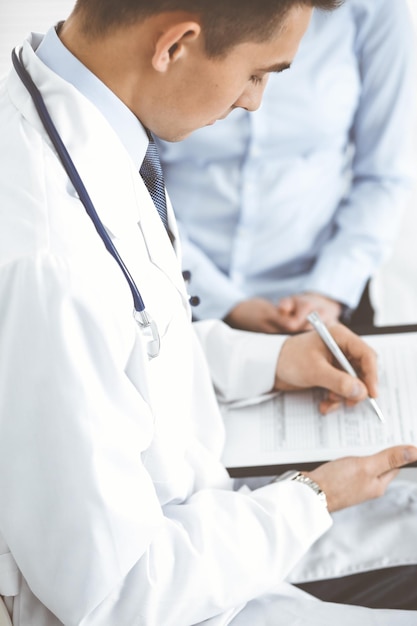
xmin=158 ymin=119 xmax=219 ymax=142
xmin=162 ymin=128 xmax=205 ymax=142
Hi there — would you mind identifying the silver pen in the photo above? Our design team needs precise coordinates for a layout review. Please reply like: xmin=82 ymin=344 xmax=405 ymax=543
xmin=307 ymin=311 xmax=385 ymax=423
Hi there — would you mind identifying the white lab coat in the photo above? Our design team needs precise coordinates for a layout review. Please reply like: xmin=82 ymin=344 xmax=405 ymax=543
xmin=0 ymin=35 xmax=416 ymax=626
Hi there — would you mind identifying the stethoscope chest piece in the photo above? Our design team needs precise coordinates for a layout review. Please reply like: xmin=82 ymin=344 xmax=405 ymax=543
xmin=134 ymin=309 xmax=160 ymax=359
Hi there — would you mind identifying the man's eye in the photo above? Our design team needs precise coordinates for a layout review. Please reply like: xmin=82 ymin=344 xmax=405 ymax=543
xmin=250 ymin=75 xmax=263 ymax=85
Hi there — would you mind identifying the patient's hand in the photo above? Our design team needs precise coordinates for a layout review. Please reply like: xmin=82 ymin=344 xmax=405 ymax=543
xmin=224 ymin=298 xmax=286 ymax=333
xmin=276 ymin=292 xmax=342 ymax=333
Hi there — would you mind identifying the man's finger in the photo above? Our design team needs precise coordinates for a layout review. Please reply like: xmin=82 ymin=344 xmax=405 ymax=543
xmin=277 ymin=297 xmax=295 ymax=314
xmin=331 ymin=326 xmax=379 ymax=398
xmin=377 ymin=467 xmax=401 ymax=493
xmin=319 ymin=398 xmax=341 ymax=414
xmin=315 ymin=360 xmax=368 ymax=402
xmin=370 ymin=445 xmax=417 ymax=476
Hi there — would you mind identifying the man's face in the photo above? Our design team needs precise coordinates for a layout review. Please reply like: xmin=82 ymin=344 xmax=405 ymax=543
xmin=145 ymin=4 xmax=312 ymax=141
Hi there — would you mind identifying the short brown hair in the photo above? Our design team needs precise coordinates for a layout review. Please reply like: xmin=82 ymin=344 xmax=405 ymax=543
xmin=73 ymin=0 xmax=342 ymax=57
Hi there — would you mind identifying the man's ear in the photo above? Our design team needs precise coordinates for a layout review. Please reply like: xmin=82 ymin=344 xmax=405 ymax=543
xmin=152 ymin=21 xmax=201 ymax=72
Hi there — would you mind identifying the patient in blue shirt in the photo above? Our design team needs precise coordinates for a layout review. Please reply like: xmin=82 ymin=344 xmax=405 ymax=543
xmin=157 ymin=0 xmax=416 ymax=333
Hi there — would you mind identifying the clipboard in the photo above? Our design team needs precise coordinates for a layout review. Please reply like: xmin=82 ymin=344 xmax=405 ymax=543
xmin=223 ymin=324 xmax=417 ymax=477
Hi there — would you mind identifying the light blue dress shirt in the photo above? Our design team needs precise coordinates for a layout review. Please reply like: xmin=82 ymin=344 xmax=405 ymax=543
xmin=36 ymin=25 xmax=147 ymax=170
xmin=157 ymin=0 xmax=417 ymax=320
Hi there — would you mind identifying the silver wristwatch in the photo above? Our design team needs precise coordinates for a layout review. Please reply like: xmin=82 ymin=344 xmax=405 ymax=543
xmin=273 ymin=470 xmax=327 ymax=509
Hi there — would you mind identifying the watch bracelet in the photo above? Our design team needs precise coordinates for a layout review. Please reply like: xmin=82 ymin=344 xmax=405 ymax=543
xmin=272 ymin=470 xmax=328 ymax=509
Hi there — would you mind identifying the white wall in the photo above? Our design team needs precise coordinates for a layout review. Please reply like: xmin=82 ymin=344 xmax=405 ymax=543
xmin=1 ymin=0 xmax=417 ymax=326
xmin=0 ymin=0 xmax=75 ymax=76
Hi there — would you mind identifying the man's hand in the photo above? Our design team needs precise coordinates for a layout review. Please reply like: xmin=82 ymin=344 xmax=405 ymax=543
xmin=275 ymin=322 xmax=377 ymax=414
xmin=276 ymin=292 xmax=342 ymax=333
xmin=306 ymin=446 xmax=417 ymax=512
xmin=224 ymin=298 xmax=286 ymax=333
xmin=224 ymin=293 xmax=344 ymax=334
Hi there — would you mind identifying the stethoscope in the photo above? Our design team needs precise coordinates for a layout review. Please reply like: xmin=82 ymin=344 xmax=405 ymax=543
xmin=11 ymin=48 xmax=162 ymax=359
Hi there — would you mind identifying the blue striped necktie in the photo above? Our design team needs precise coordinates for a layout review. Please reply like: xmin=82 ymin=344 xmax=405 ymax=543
xmin=139 ymin=133 xmax=168 ymax=230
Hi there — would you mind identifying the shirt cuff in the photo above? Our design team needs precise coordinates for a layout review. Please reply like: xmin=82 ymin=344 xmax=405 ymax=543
xmin=193 ymin=320 xmax=286 ymax=402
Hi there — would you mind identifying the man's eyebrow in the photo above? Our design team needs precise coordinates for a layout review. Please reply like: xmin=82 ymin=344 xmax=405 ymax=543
xmin=259 ymin=62 xmax=292 ymax=74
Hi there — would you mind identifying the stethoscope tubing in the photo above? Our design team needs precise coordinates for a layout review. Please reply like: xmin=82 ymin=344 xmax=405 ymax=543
xmin=11 ymin=48 xmax=146 ymax=314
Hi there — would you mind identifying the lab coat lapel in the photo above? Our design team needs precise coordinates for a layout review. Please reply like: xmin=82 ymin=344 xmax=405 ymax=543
xmin=14 ymin=38 xmax=187 ymax=305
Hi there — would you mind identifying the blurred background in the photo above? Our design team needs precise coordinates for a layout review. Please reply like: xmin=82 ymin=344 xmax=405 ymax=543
xmin=1 ymin=0 xmax=416 ymax=327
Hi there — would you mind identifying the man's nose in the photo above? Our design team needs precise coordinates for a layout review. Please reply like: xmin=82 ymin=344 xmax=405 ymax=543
xmin=234 ymin=77 xmax=269 ymax=112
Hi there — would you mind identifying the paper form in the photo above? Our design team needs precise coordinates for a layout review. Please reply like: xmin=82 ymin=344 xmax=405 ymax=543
xmin=220 ymin=332 xmax=417 ymax=469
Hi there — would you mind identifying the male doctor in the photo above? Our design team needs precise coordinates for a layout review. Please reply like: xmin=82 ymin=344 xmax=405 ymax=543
xmin=0 ymin=1 xmax=417 ymax=625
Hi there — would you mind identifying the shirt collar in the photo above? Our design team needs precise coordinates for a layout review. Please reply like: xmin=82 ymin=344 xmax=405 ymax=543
xmin=36 ymin=25 xmax=147 ymax=170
